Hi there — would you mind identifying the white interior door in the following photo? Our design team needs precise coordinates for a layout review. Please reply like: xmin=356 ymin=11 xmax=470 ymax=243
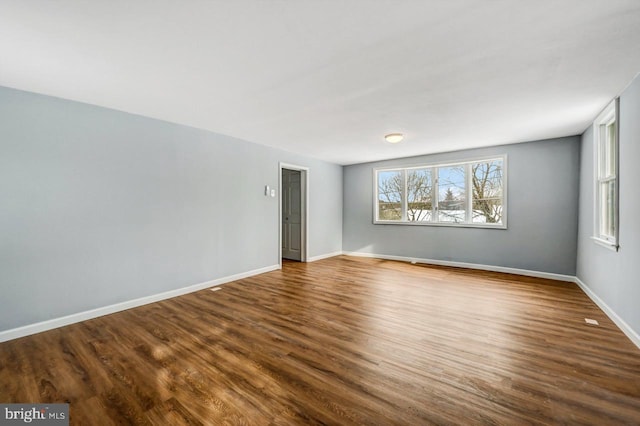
xmin=282 ymin=169 xmax=302 ymax=261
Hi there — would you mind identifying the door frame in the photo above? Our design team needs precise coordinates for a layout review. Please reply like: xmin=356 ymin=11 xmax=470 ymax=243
xmin=279 ymin=162 xmax=309 ymax=267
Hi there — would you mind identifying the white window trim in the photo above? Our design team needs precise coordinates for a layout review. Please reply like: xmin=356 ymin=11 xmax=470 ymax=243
xmin=592 ymin=98 xmax=620 ymax=251
xmin=373 ymin=155 xmax=507 ymax=229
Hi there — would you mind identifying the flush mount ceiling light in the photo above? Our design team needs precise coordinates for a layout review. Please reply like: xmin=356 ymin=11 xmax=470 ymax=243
xmin=384 ymin=133 xmax=404 ymax=144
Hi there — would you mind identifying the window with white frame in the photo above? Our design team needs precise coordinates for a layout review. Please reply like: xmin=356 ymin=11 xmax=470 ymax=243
xmin=375 ymin=156 xmax=506 ymax=228
xmin=593 ymin=99 xmax=619 ymax=249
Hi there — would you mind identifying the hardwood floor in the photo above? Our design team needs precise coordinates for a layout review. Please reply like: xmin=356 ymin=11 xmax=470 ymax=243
xmin=1 ymin=256 xmax=639 ymax=425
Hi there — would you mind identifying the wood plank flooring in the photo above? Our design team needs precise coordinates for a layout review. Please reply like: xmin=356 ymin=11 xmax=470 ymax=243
xmin=1 ymin=256 xmax=639 ymax=425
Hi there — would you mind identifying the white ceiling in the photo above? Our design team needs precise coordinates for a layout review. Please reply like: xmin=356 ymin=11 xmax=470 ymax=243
xmin=1 ymin=1 xmax=639 ymax=165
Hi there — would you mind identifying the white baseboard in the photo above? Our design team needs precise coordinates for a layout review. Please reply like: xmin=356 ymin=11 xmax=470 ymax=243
xmin=0 ymin=264 xmax=280 ymax=343
xmin=574 ymin=277 xmax=640 ymax=350
xmin=308 ymin=251 xmax=343 ymax=262
xmin=343 ymin=251 xmax=575 ymax=282
xmin=4 ymin=254 xmax=638 ymax=352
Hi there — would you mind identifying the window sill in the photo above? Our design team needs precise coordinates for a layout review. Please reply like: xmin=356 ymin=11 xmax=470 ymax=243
xmin=591 ymin=236 xmax=619 ymax=252
xmin=373 ymin=220 xmax=507 ymax=230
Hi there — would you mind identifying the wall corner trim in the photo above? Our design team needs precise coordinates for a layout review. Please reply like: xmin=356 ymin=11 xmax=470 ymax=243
xmin=573 ymin=277 xmax=640 ymax=350
xmin=0 ymin=264 xmax=280 ymax=343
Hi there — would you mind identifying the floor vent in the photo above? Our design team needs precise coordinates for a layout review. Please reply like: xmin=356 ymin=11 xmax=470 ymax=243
xmin=210 ymin=287 xmax=222 ymax=292
xmin=585 ymin=318 xmax=599 ymax=325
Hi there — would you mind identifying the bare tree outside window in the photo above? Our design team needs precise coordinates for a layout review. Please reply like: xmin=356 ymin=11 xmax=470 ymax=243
xmin=407 ymin=169 xmax=432 ymax=221
xmin=472 ymin=160 xmax=503 ymax=223
xmin=377 ymin=170 xmax=402 ymax=220
xmin=375 ymin=157 xmax=504 ymax=226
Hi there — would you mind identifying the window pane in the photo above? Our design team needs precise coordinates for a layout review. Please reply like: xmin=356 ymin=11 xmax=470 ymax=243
xmin=607 ymin=180 xmax=615 ymax=236
xmin=600 ymin=180 xmax=616 ymax=238
xmin=606 ymin=122 xmax=616 ymax=177
xmin=438 ymin=166 xmax=465 ymax=222
xmin=471 ymin=160 xmax=503 ymax=224
xmin=377 ymin=170 xmax=402 ymax=220
xmin=407 ymin=169 xmax=432 ymax=221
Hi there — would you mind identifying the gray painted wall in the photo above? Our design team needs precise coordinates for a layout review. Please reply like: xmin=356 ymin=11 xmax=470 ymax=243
xmin=343 ymin=137 xmax=580 ymax=275
xmin=576 ymin=75 xmax=640 ymax=337
xmin=0 ymin=86 xmax=342 ymax=332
